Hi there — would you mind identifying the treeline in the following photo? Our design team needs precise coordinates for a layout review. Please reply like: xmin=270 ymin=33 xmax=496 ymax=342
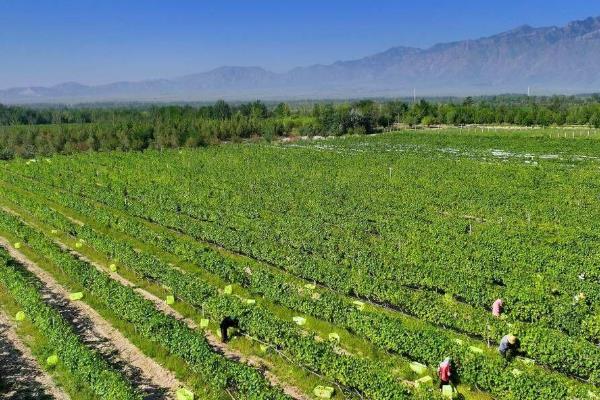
xmin=0 ymin=100 xmax=285 ymax=126
xmin=404 ymin=97 xmax=600 ymax=127
xmin=2 ymin=96 xmax=600 ymax=159
xmin=4 ymin=95 xmax=600 ymax=128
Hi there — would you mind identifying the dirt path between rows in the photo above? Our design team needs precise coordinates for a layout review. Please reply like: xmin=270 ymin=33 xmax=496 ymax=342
xmin=0 ymin=238 xmax=182 ymax=400
xmin=0 ymin=310 xmax=70 ymax=400
xmin=56 ymin=240 xmax=311 ymax=400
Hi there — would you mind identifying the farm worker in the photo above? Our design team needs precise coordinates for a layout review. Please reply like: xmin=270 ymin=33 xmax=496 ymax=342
xmin=219 ymin=316 xmax=239 ymax=343
xmin=437 ymin=357 xmax=452 ymax=388
xmin=498 ymin=334 xmax=519 ymax=359
xmin=492 ymin=299 xmax=503 ymax=317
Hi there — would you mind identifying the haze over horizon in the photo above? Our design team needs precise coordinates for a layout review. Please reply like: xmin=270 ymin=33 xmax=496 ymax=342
xmin=2 ymin=0 xmax=600 ymax=90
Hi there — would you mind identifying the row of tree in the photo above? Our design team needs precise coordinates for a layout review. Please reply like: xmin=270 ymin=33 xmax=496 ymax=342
xmin=0 ymin=100 xmax=283 ymax=126
xmin=2 ymin=96 xmax=600 ymax=159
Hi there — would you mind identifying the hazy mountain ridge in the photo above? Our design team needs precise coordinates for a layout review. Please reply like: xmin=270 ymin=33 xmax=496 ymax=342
xmin=3 ymin=16 xmax=600 ymax=103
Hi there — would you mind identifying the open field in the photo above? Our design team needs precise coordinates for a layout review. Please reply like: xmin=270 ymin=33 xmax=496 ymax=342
xmin=0 ymin=127 xmax=599 ymax=399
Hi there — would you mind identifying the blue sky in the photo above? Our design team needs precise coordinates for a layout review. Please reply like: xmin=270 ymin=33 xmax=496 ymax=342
xmin=1 ymin=0 xmax=599 ymax=88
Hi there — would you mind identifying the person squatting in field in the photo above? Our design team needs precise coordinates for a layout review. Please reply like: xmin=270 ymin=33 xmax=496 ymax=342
xmin=498 ymin=334 xmax=520 ymax=360
xmin=437 ymin=357 xmax=452 ymax=388
xmin=220 ymin=317 xmax=239 ymax=343
xmin=492 ymin=298 xmax=503 ymax=317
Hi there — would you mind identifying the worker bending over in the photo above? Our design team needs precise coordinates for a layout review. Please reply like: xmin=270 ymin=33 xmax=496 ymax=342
xmin=498 ymin=334 xmax=520 ymax=360
xmin=437 ymin=357 xmax=452 ymax=388
xmin=492 ymin=298 xmax=503 ymax=317
xmin=220 ymin=317 xmax=239 ymax=343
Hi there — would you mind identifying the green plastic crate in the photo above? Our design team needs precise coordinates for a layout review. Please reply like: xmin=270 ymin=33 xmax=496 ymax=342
xmin=69 ymin=292 xmax=84 ymax=301
xmin=176 ymin=388 xmax=194 ymax=400
xmin=165 ymin=295 xmax=175 ymax=305
xmin=352 ymin=300 xmax=365 ymax=311
xmin=292 ymin=316 xmax=306 ymax=326
xmin=328 ymin=332 xmax=340 ymax=342
xmin=409 ymin=361 xmax=428 ymax=376
xmin=415 ymin=375 xmax=433 ymax=388
xmin=313 ymin=385 xmax=334 ymax=399
xmin=15 ymin=311 xmax=25 ymax=321
xmin=46 ymin=354 xmax=59 ymax=366
xmin=442 ymin=385 xmax=457 ymax=399
xmin=468 ymin=345 xmax=483 ymax=354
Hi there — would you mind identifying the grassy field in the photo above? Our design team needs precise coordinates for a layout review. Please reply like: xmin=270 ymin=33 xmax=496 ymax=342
xmin=0 ymin=127 xmax=598 ymax=400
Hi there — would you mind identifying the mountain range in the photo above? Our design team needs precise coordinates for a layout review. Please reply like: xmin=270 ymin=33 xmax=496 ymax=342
xmin=3 ymin=16 xmax=600 ymax=103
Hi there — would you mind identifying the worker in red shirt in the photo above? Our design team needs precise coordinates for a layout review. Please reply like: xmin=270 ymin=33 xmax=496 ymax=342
xmin=437 ymin=357 xmax=452 ymax=388
xmin=492 ymin=298 xmax=503 ymax=317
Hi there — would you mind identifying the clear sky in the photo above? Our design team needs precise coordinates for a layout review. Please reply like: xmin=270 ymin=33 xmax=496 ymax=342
xmin=1 ymin=0 xmax=599 ymax=89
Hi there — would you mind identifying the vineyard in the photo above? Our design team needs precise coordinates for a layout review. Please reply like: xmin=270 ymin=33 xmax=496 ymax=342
xmin=0 ymin=127 xmax=599 ymax=400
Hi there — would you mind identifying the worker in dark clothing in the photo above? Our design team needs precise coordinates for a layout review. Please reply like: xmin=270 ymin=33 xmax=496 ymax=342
xmin=219 ymin=317 xmax=239 ymax=343
xmin=498 ymin=334 xmax=520 ymax=360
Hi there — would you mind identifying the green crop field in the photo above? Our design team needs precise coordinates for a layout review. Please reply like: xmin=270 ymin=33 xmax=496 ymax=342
xmin=0 ymin=127 xmax=599 ymax=400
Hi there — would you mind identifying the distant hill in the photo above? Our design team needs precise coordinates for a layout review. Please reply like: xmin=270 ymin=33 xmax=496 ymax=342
xmin=3 ymin=16 xmax=600 ymax=103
